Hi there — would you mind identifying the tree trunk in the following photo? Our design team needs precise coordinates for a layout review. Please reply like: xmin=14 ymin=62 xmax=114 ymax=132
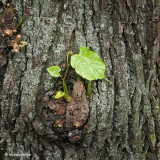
xmin=0 ymin=0 xmax=160 ymax=159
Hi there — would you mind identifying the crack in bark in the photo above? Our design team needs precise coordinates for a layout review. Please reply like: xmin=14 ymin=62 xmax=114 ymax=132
xmin=82 ymin=0 xmax=88 ymax=47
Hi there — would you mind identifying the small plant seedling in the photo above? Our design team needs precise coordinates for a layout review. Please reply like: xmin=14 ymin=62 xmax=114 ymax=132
xmin=1 ymin=3 xmax=27 ymax=53
xmin=10 ymin=34 xmax=27 ymax=53
xmin=47 ymin=46 xmax=111 ymax=100
xmin=2 ymin=3 xmax=16 ymax=37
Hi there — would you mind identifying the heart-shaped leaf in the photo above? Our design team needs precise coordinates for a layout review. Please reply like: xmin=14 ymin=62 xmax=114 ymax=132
xmin=71 ymin=46 xmax=106 ymax=81
xmin=47 ymin=66 xmax=61 ymax=77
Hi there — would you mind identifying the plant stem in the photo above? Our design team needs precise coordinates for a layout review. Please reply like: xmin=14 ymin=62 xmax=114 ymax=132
xmin=63 ymin=82 xmax=69 ymax=100
xmin=62 ymin=51 xmax=73 ymax=100
xmin=87 ymin=81 xmax=91 ymax=98
xmin=104 ymin=77 xmax=112 ymax=83
xmin=17 ymin=17 xmax=23 ymax=28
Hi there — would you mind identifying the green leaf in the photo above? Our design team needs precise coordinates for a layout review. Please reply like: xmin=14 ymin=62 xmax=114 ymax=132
xmin=19 ymin=41 xmax=27 ymax=49
xmin=71 ymin=46 xmax=106 ymax=81
xmin=47 ymin=66 xmax=61 ymax=77
xmin=55 ymin=91 xmax=65 ymax=99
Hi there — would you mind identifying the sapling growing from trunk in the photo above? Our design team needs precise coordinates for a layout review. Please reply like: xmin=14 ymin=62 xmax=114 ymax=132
xmin=47 ymin=46 xmax=111 ymax=100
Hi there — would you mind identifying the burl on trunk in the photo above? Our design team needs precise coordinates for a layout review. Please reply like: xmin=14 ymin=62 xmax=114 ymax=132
xmin=47 ymin=80 xmax=89 ymax=143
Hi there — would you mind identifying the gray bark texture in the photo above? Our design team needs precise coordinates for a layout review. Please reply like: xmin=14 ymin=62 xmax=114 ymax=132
xmin=0 ymin=0 xmax=160 ymax=159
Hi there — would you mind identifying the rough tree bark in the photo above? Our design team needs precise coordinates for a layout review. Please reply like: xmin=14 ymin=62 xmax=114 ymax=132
xmin=0 ymin=0 xmax=160 ymax=159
